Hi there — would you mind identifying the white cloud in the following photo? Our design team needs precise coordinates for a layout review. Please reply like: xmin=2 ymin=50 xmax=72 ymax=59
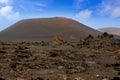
xmin=0 ymin=6 xmax=19 ymax=19
xmin=75 ymin=0 xmax=84 ymax=9
xmin=76 ymin=9 xmax=92 ymax=18
xmin=100 ymin=0 xmax=120 ymax=18
xmin=0 ymin=0 xmax=10 ymax=4
xmin=35 ymin=3 xmax=47 ymax=7
xmin=111 ymin=7 xmax=120 ymax=18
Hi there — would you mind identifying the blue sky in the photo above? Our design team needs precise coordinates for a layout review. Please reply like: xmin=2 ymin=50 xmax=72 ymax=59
xmin=0 ymin=0 xmax=120 ymax=31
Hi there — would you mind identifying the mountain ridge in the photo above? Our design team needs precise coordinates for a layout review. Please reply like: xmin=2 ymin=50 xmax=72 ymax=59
xmin=0 ymin=17 xmax=101 ymax=41
xmin=98 ymin=27 xmax=120 ymax=35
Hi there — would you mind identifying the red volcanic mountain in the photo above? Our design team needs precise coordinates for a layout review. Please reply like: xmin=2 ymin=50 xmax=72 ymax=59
xmin=0 ymin=17 xmax=101 ymax=41
xmin=98 ymin=27 xmax=120 ymax=35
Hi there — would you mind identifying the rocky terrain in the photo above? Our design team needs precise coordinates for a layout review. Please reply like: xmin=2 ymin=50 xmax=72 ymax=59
xmin=0 ymin=33 xmax=119 ymax=80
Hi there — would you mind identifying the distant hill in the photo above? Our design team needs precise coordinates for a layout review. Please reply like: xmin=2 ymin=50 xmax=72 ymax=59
xmin=98 ymin=28 xmax=120 ymax=35
xmin=0 ymin=17 xmax=101 ymax=41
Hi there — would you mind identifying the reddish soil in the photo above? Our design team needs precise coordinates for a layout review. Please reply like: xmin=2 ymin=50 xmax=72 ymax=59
xmin=0 ymin=17 xmax=101 ymax=41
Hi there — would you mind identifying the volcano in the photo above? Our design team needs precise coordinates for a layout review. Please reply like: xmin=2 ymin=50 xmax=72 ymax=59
xmin=0 ymin=17 xmax=101 ymax=41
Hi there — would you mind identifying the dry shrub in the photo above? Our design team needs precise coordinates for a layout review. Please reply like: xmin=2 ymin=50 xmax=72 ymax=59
xmin=52 ymin=35 xmax=64 ymax=43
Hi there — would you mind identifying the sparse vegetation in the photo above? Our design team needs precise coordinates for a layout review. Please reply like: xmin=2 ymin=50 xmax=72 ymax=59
xmin=52 ymin=35 xmax=64 ymax=43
